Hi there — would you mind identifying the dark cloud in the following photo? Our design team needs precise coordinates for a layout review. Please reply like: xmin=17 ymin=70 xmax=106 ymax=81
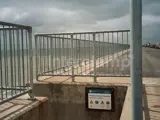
xmin=143 ymin=2 xmax=160 ymax=16
xmin=143 ymin=24 xmax=160 ymax=44
xmin=0 ymin=0 xmax=160 ymax=43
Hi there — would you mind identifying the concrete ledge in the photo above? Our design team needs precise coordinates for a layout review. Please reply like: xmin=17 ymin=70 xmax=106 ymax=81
xmin=0 ymin=94 xmax=48 ymax=120
xmin=33 ymin=77 xmax=128 ymax=120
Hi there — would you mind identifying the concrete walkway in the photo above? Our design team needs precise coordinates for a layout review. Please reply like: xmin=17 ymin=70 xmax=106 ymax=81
xmin=41 ymin=49 xmax=129 ymax=76
xmin=120 ymin=79 xmax=160 ymax=120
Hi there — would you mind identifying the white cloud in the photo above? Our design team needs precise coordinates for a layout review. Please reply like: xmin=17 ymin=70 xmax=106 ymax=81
xmin=0 ymin=7 xmax=14 ymax=21
xmin=14 ymin=12 xmax=29 ymax=21
xmin=143 ymin=15 xmax=160 ymax=25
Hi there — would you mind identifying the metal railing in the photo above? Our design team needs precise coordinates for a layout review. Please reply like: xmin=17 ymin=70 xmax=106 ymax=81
xmin=35 ymin=30 xmax=130 ymax=82
xmin=0 ymin=21 xmax=33 ymax=104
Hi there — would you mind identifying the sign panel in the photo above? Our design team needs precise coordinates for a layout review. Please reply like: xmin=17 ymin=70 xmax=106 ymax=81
xmin=86 ymin=88 xmax=114 ymax=111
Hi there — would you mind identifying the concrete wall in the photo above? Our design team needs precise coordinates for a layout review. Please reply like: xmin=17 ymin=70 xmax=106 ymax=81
xmin=33 ymin=81 xmax=127 ymax=120
xmin=15 ymin=98 xmax=48 ymax=120
xmin=0 ymin=95 xmax=48 ymax=120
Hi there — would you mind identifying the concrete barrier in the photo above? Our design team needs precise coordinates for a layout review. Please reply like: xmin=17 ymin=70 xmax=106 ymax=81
xmin=33 ymin=77 xmax=128 ymax=120
xmin=0 ymin=94 xmax=48 ymax=120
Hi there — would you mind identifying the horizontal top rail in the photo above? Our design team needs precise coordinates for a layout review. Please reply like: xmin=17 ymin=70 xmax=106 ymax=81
xmin=34 ymin=35 xmax=129 ymax=45
xmin=0 ymin=28 xmax=30 ymax=31
xmin=0 ymin=21 xmax=32 ymax=29
xmin=35 ymin=30 xmax=130 ymax=36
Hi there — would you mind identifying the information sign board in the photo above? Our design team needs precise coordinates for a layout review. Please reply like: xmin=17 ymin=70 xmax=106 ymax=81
xmin=85 ymin=88 xmax=114 ymax=111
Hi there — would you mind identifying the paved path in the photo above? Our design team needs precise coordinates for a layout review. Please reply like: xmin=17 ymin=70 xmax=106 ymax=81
xmin=142 ymin=48 xmax=160 ymax=77
xmin=96 ymin=47 xmax=160 ymax=77
xmin=42 ymin=49 xmax=129 ymax=76
xmin=41 ymin=47 xmax=160 ymax=78
xmin=120 ymin=79 xmax=160 ymax=120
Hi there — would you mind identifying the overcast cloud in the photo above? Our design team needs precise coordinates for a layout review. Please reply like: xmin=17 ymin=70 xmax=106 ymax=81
xmin=0 ymin=0 xmax=160 ymax=43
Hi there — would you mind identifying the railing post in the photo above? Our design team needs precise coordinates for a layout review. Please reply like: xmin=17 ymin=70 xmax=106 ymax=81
xmin=35 ymin=35 xmax=38 ymax=79
xmin=78 ymin=39 xmax=81 ymax=67
xmin=28 ymin=27 xmax=34 ymax=99
xmin=130 ymin=0 xmax=143 ymax=120
xmin=71 ymin=34 xmax=75 ymax=82
xmin=93 ymin=33 xmax=97 ymax=82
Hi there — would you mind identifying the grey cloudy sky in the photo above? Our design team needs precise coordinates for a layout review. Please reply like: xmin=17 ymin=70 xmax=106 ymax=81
xmin=0 ymin=0 xmax=160 ymax=43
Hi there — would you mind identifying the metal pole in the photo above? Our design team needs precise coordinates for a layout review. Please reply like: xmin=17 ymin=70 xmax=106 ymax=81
xmin=28 ymin=27 xmax=34 ymax=99
xmin=93 ymin=33 xmax=97 ymax=82
xmin=35 ymin=35 xmax=38 ymax=77
xmin=71 ymin=34 xmax=75 ymax=82
xmin=130 ymin=0 xmax=143 ymax=120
